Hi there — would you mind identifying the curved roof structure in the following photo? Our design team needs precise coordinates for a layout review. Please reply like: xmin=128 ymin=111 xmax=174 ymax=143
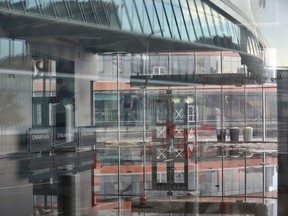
xmin=0 ymin=0 xmax=267 ymax=82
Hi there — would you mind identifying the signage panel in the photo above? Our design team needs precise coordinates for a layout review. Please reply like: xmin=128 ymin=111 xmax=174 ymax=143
xmin=27 ymin=128 xmax=52 ymax=152
xmin=53 ymin=127 xmax=79 ymax=149
xmin=78 ymin=150 xmax=96 ymax=172
xmin=28 ymin=156 xmax=53 ymax=183
xmin=53 ymin=153 xmax=77 ymax=176
xmin=28 ymin=151 xmax=96 ymax=183
xmin=79 ymin=127 xmax=97 ymax=147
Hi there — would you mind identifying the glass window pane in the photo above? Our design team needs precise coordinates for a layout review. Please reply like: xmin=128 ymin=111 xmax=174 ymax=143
xmin=222 ymin=17 xmax=231 ymax=37
xmin=0 ymin=38 xmax=10 ymax=64
xmin=102 ymin=0 xmax=120 ymax=28
xmin=13 ymin=40 xmax=23 ymax=57
xmin=67 ymin=0 xmax=84 ymax=21
xmin=144 ymin=0 xmax=161 ymax=35
xmin=228 ymin=22 xmax=240 ymax=49
xmin=213 ymin=12 xmax=224 ymax=37
xmin=194 ymin=0 xmax=210 ymax=41
xmin=114 ymin=0 xmax=131 ymax=31
xmin=203 ymin=4 xmax=217 ymax=38
xmin=0 ymin=0 xmax=9 ymax=8
xmin=154 ymin=0 xmax=171 ymax=38
xmin=179 ymin=0 xmax=196 ymax=42
xmin=12 ymin=40 xmax=23 ymax=65
xmin=172 ymin=0 xmax=188 ymax=41
xmin=53 ymin=0 xmax=70 ymax=19
xmin=26 ymin=0 xmax=41 ymax=14
xmin=162 ymin=0 xmax=180 ymax=39
xmin=91 ymin=0 xmax=109 ymax=25
xmin=134 ymin=0 xmax=152 ymax=34
xmin=187 ymin=0 xmax=203 ymax=41
xmin=78 ymin=0 xmax=97 ymax=24
xmin=123 ymin=0 xmax=142 ymax=33
xmin=41 ymin=0 xmax=57 ymax=17
xmin=10 ymin=0 xmax=25 ymax=11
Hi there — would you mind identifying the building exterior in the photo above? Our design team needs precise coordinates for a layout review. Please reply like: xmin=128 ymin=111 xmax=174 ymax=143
xmin=0 ymin=0 xmax=282 ymax=215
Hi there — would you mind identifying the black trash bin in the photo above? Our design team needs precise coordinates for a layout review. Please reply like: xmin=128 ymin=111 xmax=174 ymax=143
xmin=216 ymin=128 xmax=226 ymax=142
xmin=229 ymin=127 xmax=239 ymax=142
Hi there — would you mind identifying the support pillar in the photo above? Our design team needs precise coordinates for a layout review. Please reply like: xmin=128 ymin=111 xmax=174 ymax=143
xmin=58 ymin=174 xmax=80 ymax=216
xmin=277 ymin=69 xmax=288 ymax=215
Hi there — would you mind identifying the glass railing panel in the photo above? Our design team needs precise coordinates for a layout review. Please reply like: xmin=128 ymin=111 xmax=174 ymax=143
xmin=265 ymin=87 xmax=277 ymax=141
xmin=102 ymin=0 xmax=120 ymax=29
xmin=41 ymin=0 xmax=57 ymax=17
xmin=179 ymin=0 xmax=197 ymax=42
xmin=144 ymin=0 xmax=162 ymax=37
xmin=171 ymin=0 xmax=188 ymax=41
xmin=10 ymin=0 xmax=25 ymax=12
xmin=79 ymin=0 xmax=97 ymax=23
xmin=203 ymin=4 xmax=217 ymax=43
xmin=53 ymin=0 xmax=70 ymax=19
xmin=170 ymin=53 xmax=195 ymax=75
xmin=91 ymin=0 xmax=109 ymax=26
xmin=113 ymin=0 xmax=131 ymax=31
xmin=244 ymin=149 xmax=277 ymax=200
xmin=245 ymin=149 xmax=265 ymax=198
xmin=225 ymin=146 xmax=245 ymax=197
xmin=263 ymin=151 xmax=278 ymax=199
xmin=194 ymin=0 xmax=211 ymax=44
xmin=153 ymin=0 xmax=171 ymax=39
xmin=223 ymin=87 xmax=245 ymax=131
xmin=0 ymin=0 xmax=9 ymax=8
xmin=228 ymin=21 xmax=240 ymax=49
xmin=197 ymin=142 xmax=224 ymax=197
xmin=162 ymin=0 xmax=180 ymax=40
xmin=11 ymin=39 xmax=24 ymax=66
xmin=26 ymin=0 xmax=41 ymax=14
xmin=0 ymin=38 xmax=10 ymax=65
xmin=133 ymin=0 xmax=152 ymax=34
xmin=108 ymin=55 xmax=146 ymax=205
xmin=173 ymin=2 xmax=193 ymax=41
xmin=94 ymin=144 xmax=120 ymax=201
xmin=195 ymin=88 xmax=222 ymax=142
xmin=118 ymin=144 xmax=144 ymax=199
xmin=187 ymin=0 xmax=203 ymax=41
xmin=212 ymin=12 xmax=226 ymax=46
xmin=67 ymin=0 xmax=84 ymax=22
xmin=123 ymin=0 xmax=142 ymax=33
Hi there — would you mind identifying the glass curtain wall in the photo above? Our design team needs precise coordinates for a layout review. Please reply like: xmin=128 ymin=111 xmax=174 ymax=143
xmin=93 ymin=52 xmax=277 ymax=213
xmin=0 ymin=0 xmax=262 ymax=57
xmin=0 ymin=0 xmax=279 ymax=216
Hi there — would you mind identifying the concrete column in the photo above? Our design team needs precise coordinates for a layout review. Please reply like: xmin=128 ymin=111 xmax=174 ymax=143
xmin=277 ymin=69 xmax=288 ymax=215
xmin=58 ymin=174 xmax=80 ymax=216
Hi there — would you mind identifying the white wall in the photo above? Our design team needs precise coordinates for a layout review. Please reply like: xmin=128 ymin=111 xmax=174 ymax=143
xmin=74 ymin=50 xmax=97 ymax=126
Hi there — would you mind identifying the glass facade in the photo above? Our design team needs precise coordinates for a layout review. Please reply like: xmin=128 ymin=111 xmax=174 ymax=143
xmin=0 ymin=0 xmax=263 ymax=57
xmin=0 ymin=0 xmax=284 ymax=216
